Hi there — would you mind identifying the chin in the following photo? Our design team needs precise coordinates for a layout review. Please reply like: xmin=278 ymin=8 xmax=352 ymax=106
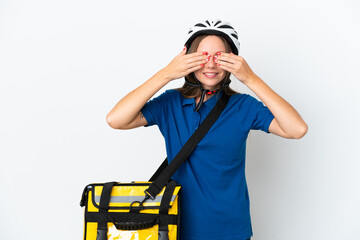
xmin=202 ymin=82 xmax=222 ymax=89
xmin=196 ymin=75 xmax=224 ymax=90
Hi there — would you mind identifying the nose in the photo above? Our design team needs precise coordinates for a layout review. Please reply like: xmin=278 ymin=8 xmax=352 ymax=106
xmin=205 ymin=54 xmax=217 ymax=68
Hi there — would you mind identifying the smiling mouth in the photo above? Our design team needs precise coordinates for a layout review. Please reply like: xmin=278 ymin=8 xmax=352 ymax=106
xmin=203 ymin=73 xmax=218 ymax=78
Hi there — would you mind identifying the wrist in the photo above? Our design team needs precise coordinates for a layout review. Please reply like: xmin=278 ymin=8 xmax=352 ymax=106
xmin=158 ymin=68 xmax=173 ymax=83
xmin=244 ymin=74 xmax=260 ymax=87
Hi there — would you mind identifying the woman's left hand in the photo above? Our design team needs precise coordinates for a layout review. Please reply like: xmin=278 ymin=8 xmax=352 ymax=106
xmin=214 ymin=52 xmax=257 ymax=85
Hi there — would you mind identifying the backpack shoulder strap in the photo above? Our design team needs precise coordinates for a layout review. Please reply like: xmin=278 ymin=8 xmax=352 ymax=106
xmin=146 ymin=92 xmax=229 ymax=198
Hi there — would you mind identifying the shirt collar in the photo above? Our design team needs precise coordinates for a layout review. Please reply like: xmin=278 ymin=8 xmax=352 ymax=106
xmin=181 ymin=91 xmax=224 ymax=108
xmin=181 ymin=96 xmax=194 ymax=106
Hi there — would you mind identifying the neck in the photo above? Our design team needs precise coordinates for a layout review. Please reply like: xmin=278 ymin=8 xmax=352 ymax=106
xmin=200 ymin=85 xmax=221 ymax=92
xmin=195 ymin=92 xmax=215 ymax=104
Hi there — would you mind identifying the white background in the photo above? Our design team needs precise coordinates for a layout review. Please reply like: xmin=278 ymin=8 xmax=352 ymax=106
xmin=0 ymin=0 xmax=359 ymax=239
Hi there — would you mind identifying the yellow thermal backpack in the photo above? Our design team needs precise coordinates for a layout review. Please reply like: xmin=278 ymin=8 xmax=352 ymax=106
xmin=80 ymin=180 xmax=181 ymax=240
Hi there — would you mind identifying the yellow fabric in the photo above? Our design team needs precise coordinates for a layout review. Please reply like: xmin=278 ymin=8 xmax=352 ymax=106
xmin=83 ymin=183 xmax=180 ymax=240
xmin=91 ymin=185 xmax=181 ymax=208
xmin=85 ymin=223 xmax=178 ymax=240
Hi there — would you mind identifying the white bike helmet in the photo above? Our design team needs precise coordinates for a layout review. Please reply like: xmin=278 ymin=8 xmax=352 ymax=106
xmin=184 ymin=18 xmax=240 ymax=55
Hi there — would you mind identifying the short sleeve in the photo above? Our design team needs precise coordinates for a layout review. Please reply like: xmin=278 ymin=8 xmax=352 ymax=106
xmin=250 ymin=96 xmax=275 ymax=133
xmin=140 ymin=90 xmax=169 ymax=127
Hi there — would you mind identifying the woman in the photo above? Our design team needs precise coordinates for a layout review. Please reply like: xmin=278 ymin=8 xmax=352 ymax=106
xmin=106 ymin=19 xmax=308 ymax=240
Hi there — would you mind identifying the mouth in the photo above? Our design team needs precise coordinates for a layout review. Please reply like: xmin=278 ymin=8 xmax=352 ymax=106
xmin=203 ymin=72 xmax=218 ymax=78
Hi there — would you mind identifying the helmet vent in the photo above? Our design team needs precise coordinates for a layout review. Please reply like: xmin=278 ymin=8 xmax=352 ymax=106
xmin=231 ymin=33 xmax=238 ymax=40
xmin=205 ymin=20 xmax=211 ymax=26
xmin=214 ymin=20 xmax=222 ymax=27
xmin=218 ymin=25 xmax=234 ymax=30
xmin=195 ymin=23 xmax=207 ymax=27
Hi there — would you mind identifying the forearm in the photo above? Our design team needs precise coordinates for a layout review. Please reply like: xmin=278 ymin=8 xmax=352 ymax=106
xmin=106 ymin=69 xmax=171 ymax=129
xmin=245 ymin=74 xmax=308 ymax=137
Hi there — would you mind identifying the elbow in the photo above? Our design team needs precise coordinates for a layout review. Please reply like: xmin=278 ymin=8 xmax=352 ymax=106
xmin=106 ymin=113 xmax=122 ymax=129
xmin=292 ymin=123 xmax=308 ymax=139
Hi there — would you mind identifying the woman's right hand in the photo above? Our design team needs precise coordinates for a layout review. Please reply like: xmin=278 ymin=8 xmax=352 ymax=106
xmin=106 ymin=47 xmax=209 ymax=130
xmin=160 ymin=47 xmax=209 ymax=81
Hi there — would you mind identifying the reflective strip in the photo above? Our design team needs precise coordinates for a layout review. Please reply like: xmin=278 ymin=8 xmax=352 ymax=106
xmin=94 ymin=195 xmax=177 ymax=204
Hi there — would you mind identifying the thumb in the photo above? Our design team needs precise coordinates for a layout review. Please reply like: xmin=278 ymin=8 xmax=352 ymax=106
xmin=180 ymin=45 xmax=187 ymax=55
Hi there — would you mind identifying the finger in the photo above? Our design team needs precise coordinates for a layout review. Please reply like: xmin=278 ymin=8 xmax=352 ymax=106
xmin=184 ymin=51 xmax=207 ymax=59
xmin=217 ymin=57 xmax=236 ymax=66
xmin=216 ymin=59 xmax=236 ymax=72
xmin=186 ymin=57 xmax=208 ymax=69
xmin=185 ymin=58 xmax=209 ymax=69
xmin=214 ymin=53 xmax=236 ymax=65
xmin=181 ymin=52 xmax=208 ymax=66
xmin=226 ymin=53 xmax=245 ymax=63
xmin=186 ymin=64 xmax=203 ymax=74
xmin=218 ymin=62 xmax=234 ymax=73
xmin=186 ymin=54 xmax=208 ymax=64
xmin=178 ymin=46 xmax=187 ymax=56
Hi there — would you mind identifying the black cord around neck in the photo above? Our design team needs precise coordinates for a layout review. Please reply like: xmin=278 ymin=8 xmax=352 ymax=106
xmin=185 ymin=73 xmax=231 ymax=112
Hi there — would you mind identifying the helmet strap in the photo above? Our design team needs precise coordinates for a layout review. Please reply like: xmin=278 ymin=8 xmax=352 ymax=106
xmin=185 ymin=73 xmax=231 ymax=112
